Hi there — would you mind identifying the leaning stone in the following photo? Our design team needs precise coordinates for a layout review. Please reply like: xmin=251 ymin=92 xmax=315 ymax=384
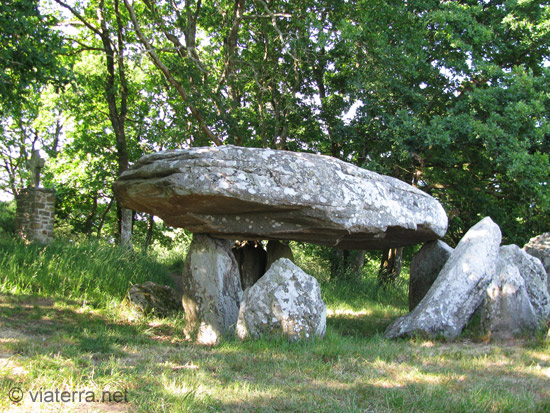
xmin=182 ymin=234 xmax=242 ymax=345
xmin=385 ymin=217 xmax=501 ymax=340
xmin=524 ymin=233 xmax=550 ymax=290
xmin=113 ymin=145 xmax=448 ymax=250
xmin=266 ymin=240 xmax=294 ymax=271
xmin=236 ymin=258 xmax=326 ymax=341
xmin=481 ymin=255 xmax=538 ymax=339
xmin=127 ymin=281 xmax=181 ymax=317
xmin=233 ymin=241 xmax=267 ymax=290
xmin=409 ymin=240 xmax=453 ymax=311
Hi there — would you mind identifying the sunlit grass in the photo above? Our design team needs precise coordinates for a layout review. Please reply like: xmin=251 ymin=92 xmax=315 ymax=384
xmin=1 ymin=238 xmax=549 ymax=411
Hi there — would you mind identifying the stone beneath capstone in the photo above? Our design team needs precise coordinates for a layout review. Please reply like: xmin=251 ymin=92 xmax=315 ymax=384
xmin=524 ymin=233 xmax=550 ymax=290
xmin=233 ymin=241 xmax=267 ymax=290
xmin=113 ymin=145 xmax=448 ymax=249
xmin=409 ymin=240 xmax=453 ymax=311
xmin=481 ymin=250 xmax=539 ymax=339
xmin=236 ymin=258 xmax=326 ymax=341
xmin=182 ymin=234 xmax=242 ymax=345
xmin=385 ymin=217 xmax=501 ymax=340
xmin=265 ymin=240 xmax=294 ymax=271
xmin=127 ymin=281 xmax=181 ymax=317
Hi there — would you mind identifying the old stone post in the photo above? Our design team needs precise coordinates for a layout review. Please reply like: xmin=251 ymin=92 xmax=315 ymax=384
xmin=15 ymin=150 xmax=55 ymax=244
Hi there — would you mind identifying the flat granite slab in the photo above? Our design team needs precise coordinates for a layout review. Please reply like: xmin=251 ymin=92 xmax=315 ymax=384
xmin=113 ymin=145 xmax=448 ymax=249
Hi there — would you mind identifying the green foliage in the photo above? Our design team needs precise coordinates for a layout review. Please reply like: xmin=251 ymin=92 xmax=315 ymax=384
xmin=0 ymin=0 xmax=67 ymax=114
xmin=0 ymin=238 xmax=174 ymax=308
xmin=0 ymin=200 xmax=16 ymax=235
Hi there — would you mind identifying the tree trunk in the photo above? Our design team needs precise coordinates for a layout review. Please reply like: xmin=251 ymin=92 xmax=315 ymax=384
xmin=119 ymin=207 xmax=133 ymax=249
xmin=96 ymin=197 xmax=113 ymax=238
xmin=144 ymin=214 xmax=154 ymax=251
xmin=378 ymin=247 xmax=403 ymax=286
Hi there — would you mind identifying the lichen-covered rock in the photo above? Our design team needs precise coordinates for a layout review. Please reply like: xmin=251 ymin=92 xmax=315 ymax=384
xmin=385 ymin=217 xmax=501 ymax=340
xmin=497 ymin=245 xmax=550 ymax=322
xmin=113 ymin=145 xmax=448 ymax=249
xmin=182 ymin=234 xmax=242 ymax=345
xmin=524 ymin=233 xmax=550 ymax=289
xmin=482 ymin=253 xmax=539 ymax=339
xmin=409 ymin=240 xmax=453 ymax=311
xmin=236 ymin=258 xmax=326 ymax=341
xmin=265 ymin=240 xmax=294 ymax=271
xmin=127 ymin=281 xmax=181 ymax=317
xmin=233 ymin=241 xmax=267 ymax=290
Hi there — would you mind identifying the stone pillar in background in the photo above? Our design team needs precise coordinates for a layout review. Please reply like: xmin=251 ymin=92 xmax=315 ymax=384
xmin=15 ymin=150 xmax=55 ymax=244
xmin=15 ymin=188 xmax=56 ymax=244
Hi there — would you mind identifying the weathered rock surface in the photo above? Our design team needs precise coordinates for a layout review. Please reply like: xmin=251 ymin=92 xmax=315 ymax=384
xmin=409 ymin=240 xmax=453 ymax=311
xmin=236 ymin=258 xmax=326 ymax=341
xmin=385 ymin=217 xmax=501 ymax=339
xmin=266 ymin=240 xmax=295 ymax=271
xmin=182 ymin=234 xmax=242 ymax=345
xmin=482 ymin=252 xmax=539 ymax=339
xmin=113 ymin=145 xmax=448 ymax=249
xmin=524 ymin=233 xmax=550 ymax=288
xmin=497 ymin=245 xmax=550 ymax=322
xmin=233 ymin=241 xmax=267 ymax=290
xmin=127 ymin=281 xmax=181 ymax=317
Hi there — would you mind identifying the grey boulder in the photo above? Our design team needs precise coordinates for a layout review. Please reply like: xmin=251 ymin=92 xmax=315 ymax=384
xmin=385 ymin=217 xmax=501 ymax=339
xmin=524 ymin=233 xmax=550 ymax=290
xmin=113 ymin=145 xmax=448 ymax=249
xmin=236 ymin=258 xmax=326 ymax=341
xmin=409 ymin=240 xmax=453 ymax=311
xmin=126 ymin=281 xmax=181 ymax=317
xmin=182 ymin=234 xmax=242 ymax=345
xmin=482 ymin=252 xmax=539 ymax=339
xmin=494 ymin=245 xmax=550 ymax=323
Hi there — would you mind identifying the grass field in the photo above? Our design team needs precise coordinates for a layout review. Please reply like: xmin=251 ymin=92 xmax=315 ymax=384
xmin=1 ymin=238 xmax=550 ymax=412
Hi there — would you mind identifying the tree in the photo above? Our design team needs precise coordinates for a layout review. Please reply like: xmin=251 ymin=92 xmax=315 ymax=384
xmin=0 ymin=0 xmax=67 ymax=114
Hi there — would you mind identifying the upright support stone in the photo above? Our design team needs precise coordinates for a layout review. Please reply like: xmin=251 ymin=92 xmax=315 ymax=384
xmin=409 ymin=240 xmax=453 ymax=311
xmin=15 ymin=188 xmax=55 ymax=244
xmin=233 ymin=241 xmax=267 ymax=290
xmin=182 ymin=234 xmax=242 ymax=345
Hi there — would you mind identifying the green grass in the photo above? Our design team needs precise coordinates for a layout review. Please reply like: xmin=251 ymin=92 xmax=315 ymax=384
xmin=0 ymin=237 xmax=175 ymax=308
xmin=1 ymin=238 xmax=549 ymax=412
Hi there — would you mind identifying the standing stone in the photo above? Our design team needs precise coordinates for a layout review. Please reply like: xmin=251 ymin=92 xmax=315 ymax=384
xmin=385 ymin=217 xmax=501 ymax=339
xmin=236 ymin=258 xmax=326 ymax=341
xmin=266 ymin=240 xmax=294 ymax=271
xmin=498 ymin=245 xmax=550 ymax=322
xmin=482 ymin=258 xmax=538 ymax=339
xmin=182 ymin=234 xmax=242 ymax=345
xmin=233 ymin=241 xmax=267 ymax=290
xmin=15 ymin=188 xmax=55 ymax=244
xmin=524 ymin=233 xmax=550 ymax=290
xmin=409 ymin=240 xmax=453 ymax=311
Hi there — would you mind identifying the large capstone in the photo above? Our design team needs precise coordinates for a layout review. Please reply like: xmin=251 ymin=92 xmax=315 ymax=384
xmin=182 ymin=234 xmax=242 ymax=345
xmin=236 ymin=258 xmax=326 ymax=341
xmin=385 ymin=217 xmax=501 ymax=340
xmin=113 ymin=146 xmax=448 ymax=249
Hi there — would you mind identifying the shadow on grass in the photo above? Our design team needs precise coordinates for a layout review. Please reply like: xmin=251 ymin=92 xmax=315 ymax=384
xmin=2 ymin=292 xmax=550 ymax=412
xmin=327 ymin=313 xmax=395 ymax=338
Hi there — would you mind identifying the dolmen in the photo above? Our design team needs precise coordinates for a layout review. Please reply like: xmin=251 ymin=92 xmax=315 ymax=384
xmin=114 ymin=145 xmax=449 ymax=344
